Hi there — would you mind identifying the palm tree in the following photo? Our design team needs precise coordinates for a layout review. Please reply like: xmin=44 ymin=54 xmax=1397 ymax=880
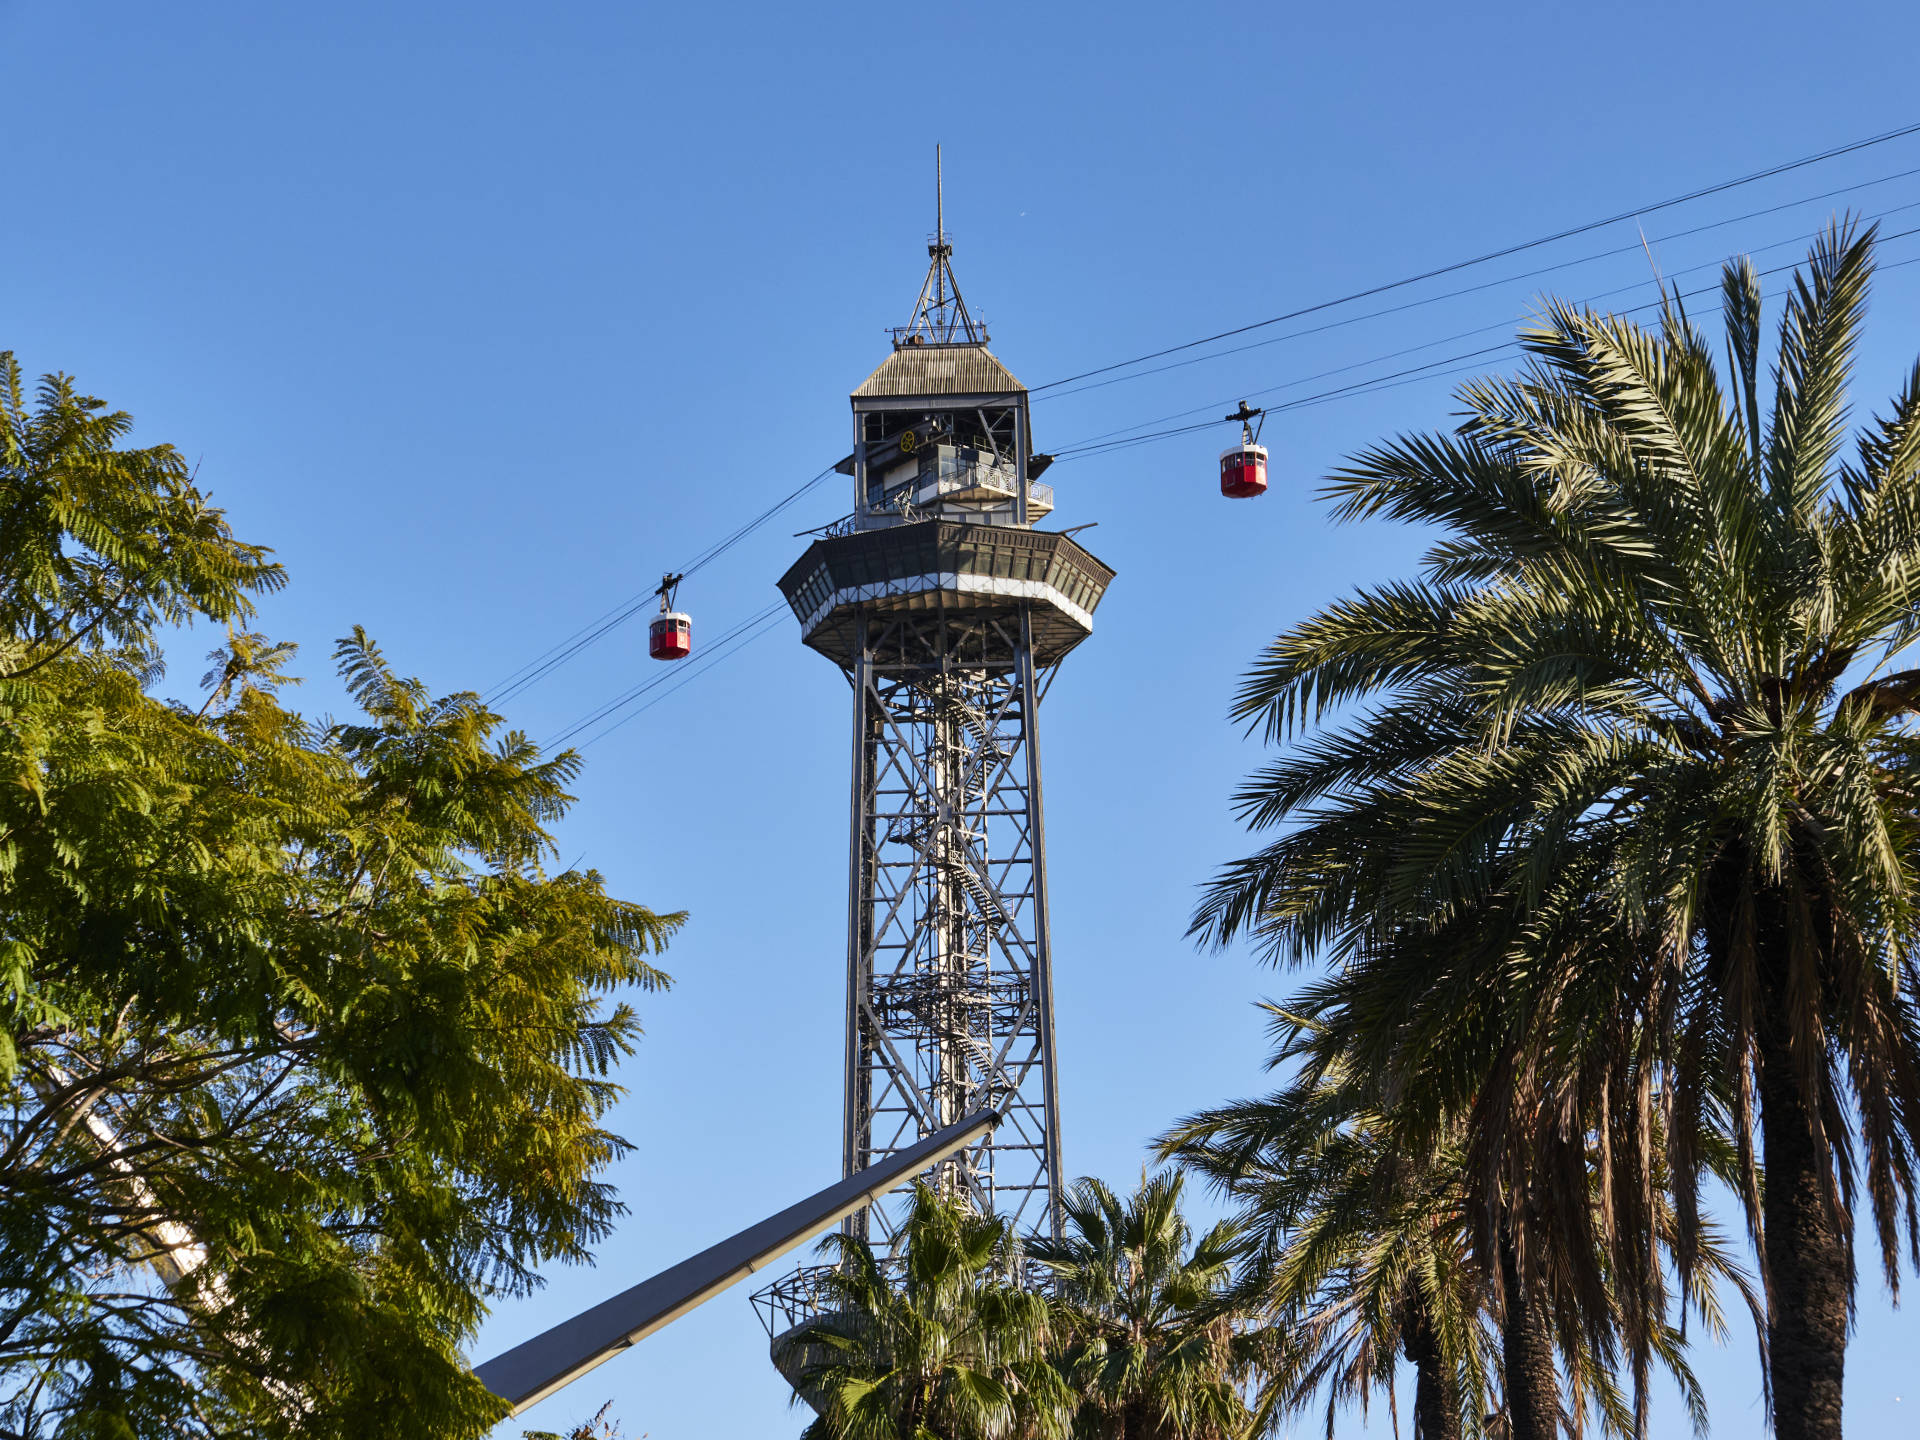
xmin=1027 ymin=1172 xmax=1262 ymax=1440
xmin=1266 ymin=906 xmax=1754 ymax=1440
xmin=1162 ymin=1064 xmax=1495 ymax=1440
xmin=1192 ymin=221 xmax=1920 ymax=1440
xmin=777 ymin=1183 xmax=1073 ymax=1440
xmin=1165 ymin=1015 xmax=1754 ymax=1440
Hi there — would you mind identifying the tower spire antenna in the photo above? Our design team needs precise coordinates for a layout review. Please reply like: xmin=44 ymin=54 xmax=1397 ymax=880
xmin=935 ymin=144 xmax=945 ymax=313
xmin=896 ymin=142 xmax=983 ymax=347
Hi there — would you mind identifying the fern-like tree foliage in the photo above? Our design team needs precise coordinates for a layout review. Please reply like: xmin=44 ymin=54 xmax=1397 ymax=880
xmin=1192 ymin=223 xmax=1920 ymax=1440
xmin=0 ymin=354 xmax=681 ymax=1437
xmin=1027 ymin=1172 xmax=1264 ymax=1440
xmin=776 ymin=1184 xmax=1074 ymax=1440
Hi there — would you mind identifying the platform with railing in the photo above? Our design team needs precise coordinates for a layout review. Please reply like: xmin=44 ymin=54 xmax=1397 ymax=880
xmin=862 ymin=443 xmax=1053 ymax=527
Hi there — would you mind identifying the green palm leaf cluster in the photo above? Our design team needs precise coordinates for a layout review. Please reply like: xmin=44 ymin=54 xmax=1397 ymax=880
xmin=778 ymin=1184 xmax=1073 ymax=1440
xmin=1029 ymin=1172 xmax=1263 ymax=1440
xmin=1188 ymin=221 xmax=1920 ymax=1440
xmin=781 ymin=1178 xmax=1269 ymax=1440
xmin=1165 ymin=1018 xmax=1759 ymax=1440
xmin=1165 ymin=1056 xmax=1496 ymax=1440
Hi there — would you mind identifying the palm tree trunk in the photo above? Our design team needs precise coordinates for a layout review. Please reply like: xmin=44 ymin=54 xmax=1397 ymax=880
xmin=1498 ymin=1236 xmax=1559 ymax=1440
xmin=1401 ymin=1299 xmax=1462 ymax=1440
xmin=1755 ymin=952 xmax=1850 ymax=1440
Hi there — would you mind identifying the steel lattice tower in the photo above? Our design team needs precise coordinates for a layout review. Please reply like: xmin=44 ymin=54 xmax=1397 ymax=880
xmin=770 ymin=203 xmax=1114 ymax=1271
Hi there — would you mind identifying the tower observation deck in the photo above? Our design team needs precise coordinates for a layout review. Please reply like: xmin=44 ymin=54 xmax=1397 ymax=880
xmin=757 ymin=183 xmax=1113 ymax=1337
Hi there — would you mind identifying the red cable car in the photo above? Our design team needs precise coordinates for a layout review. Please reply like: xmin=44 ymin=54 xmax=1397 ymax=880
xmin=1219 ymin=401 xmax=1270 ymax=499
xmin=1220 ymin=443 xmax=1268 ymax=498
xmin=649 ymin=611 xmax=691 ymax=661
xmin=648 ymin=572 xmax=692 ymax=661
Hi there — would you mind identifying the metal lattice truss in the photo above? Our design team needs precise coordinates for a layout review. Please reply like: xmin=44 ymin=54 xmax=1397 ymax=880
xmin=841 ymin=604 xmax=1064 ymax=1249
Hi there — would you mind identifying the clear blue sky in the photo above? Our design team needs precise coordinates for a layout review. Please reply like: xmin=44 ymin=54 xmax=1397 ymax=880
xmin=5 ymin=1 xmax=1919 ymax=1434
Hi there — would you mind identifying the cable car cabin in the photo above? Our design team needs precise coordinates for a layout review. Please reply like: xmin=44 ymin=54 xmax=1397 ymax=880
xmin=1219 ymin=443 xmax=1269 ymax=499
xmin=649 ymin=612 xmax=692 ymax=661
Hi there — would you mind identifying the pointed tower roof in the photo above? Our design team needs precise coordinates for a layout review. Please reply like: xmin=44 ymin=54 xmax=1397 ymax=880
xmin=851 ymin=344 xmax=1024 ymax=399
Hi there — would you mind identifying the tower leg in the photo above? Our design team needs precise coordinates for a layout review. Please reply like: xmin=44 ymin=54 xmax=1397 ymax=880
xmin=1017 ymin=609 xmax=1066 ymax=1242
xmin=842 ymin=614 xmax=874 ymax=1241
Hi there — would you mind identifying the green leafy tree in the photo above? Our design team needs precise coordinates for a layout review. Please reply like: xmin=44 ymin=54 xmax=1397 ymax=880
xmin=1192 ymin=223 xmax=1920 ymax=1440
xmin=776 ymin=1183 xmax=1073 ymax=1440
xmin=1026 ymin=1172 xmax=1262 ymax=1440
xmin=0 ymin=353 xmax=679 ymax=1436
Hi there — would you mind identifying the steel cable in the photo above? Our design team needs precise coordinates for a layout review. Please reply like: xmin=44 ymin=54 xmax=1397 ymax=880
xmin=1050 ymin=218 xmax=1920 ymax=462
xmin=542 ymin=601 xmax=792 ymax=749
xmin=485 ymin=465 xmax=835 ymax=705
xmin=1027 ymin=119 xmax=1920 ymax=395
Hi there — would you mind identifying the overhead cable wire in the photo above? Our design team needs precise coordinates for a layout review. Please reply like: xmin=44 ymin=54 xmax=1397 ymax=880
xmin=486 ymin=465 xmax=835 ymax=705
xmin=1052 ymin=345 xmax=1519 ymax=461
xmin=496 ymin=127 xmax=1920 ymax=703
xmin=1057 ymin=203 xmax=1920 ymax=454
xmin=543 ymin=601 xmax=791 ymax=749
xmin=564 ymin=604 xmax=792 ymax=750
xmin=674 ymin=464 xmax=840 ymax=580
xmin=1033 ymin=163 xmax=1920 ymax=406
xmin=1051 ymin=226 xmax=1920 ymax=463
xmin=489 ymin=595 xmax=665 ymax=707
xmin=1028 ymin=119 xmax=1920 ymax=396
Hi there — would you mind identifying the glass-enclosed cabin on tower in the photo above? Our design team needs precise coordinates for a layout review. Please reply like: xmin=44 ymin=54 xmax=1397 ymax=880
xmin=838 ymin=340 xmax=1054 ymax=531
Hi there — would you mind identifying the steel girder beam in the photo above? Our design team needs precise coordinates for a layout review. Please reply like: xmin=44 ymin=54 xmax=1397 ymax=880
xmin=476 ymin=1112 xmax=997 ymax=1416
